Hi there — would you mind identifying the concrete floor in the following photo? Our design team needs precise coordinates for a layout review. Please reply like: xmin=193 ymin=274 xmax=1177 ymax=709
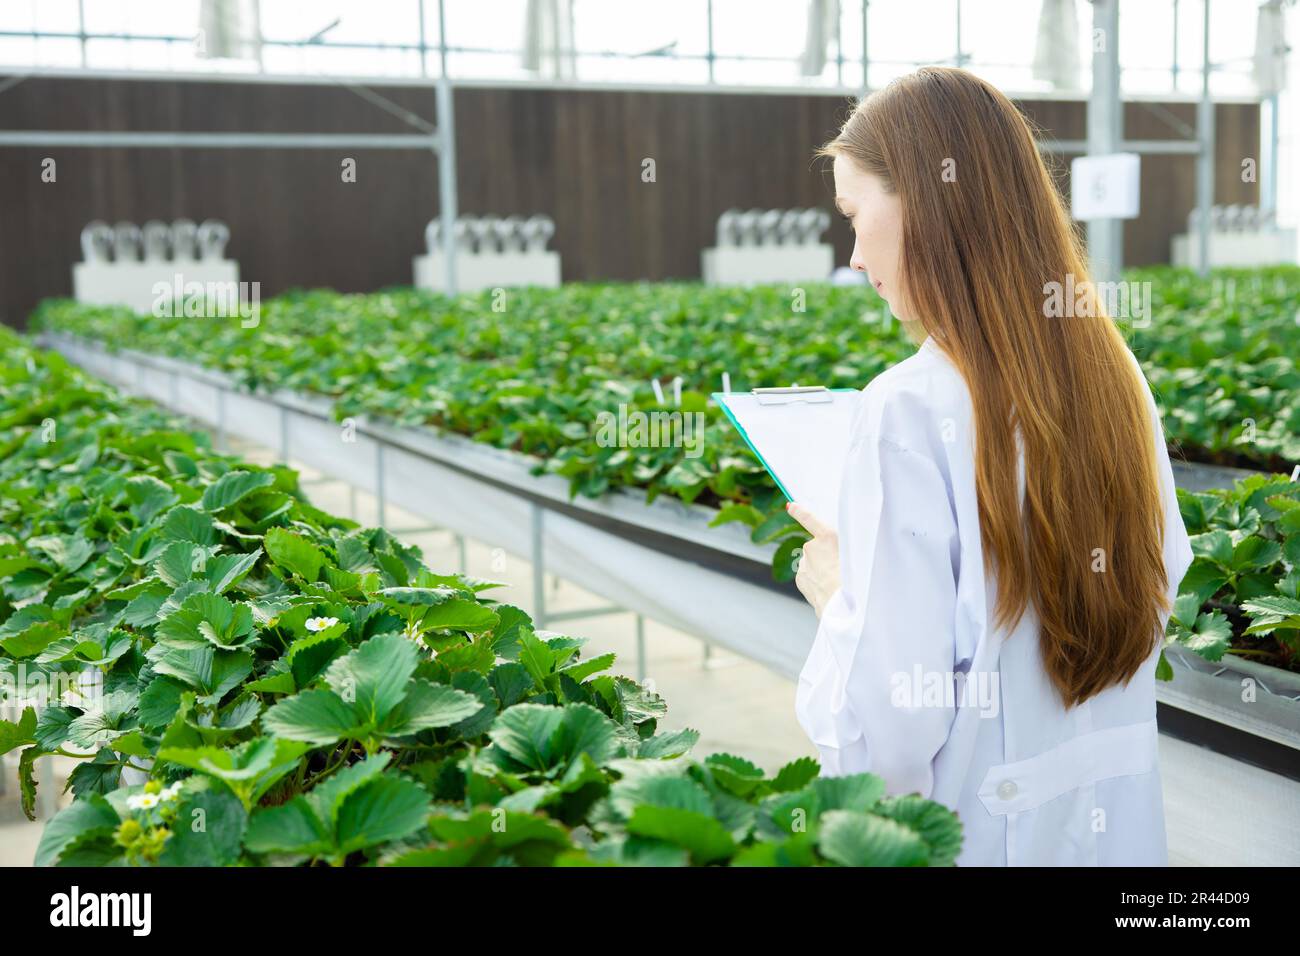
xmin=3 ymin=434 xmax=1297 ymax=866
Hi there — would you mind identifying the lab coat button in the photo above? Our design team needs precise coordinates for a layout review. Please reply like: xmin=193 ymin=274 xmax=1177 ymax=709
xmin=996 ymin=780 xmax=1018 ymax=800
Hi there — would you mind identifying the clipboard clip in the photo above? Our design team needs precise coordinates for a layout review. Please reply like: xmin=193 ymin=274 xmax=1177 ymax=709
xmin=752 ymin=385 xmax=833 ymax=405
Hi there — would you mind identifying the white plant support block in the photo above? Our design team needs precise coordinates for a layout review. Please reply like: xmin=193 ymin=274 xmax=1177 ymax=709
xmin=72 ymin=261 xmax=241 ymax=314
xmin=413 ymin=251 xmax=561 ymax=293
xmin=701 ymin=245 xmax=834 ymax=286
xmin=1170 ymin=230 xmax=1298 ymax=269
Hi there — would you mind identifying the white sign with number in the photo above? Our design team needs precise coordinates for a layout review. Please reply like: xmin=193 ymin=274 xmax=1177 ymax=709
xmin=1071 ymin=152 xmax=1141 ymax=221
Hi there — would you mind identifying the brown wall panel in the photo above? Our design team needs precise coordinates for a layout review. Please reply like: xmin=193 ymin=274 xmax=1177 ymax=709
xmin=0 ymin=75 xmax=1259 ymax=328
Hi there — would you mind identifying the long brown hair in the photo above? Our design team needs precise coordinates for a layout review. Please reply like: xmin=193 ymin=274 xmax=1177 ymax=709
xmin=816 ymin=67 xmax=1170 ymax=708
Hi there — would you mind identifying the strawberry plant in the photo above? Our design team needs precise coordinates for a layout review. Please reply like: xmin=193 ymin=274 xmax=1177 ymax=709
xmin=1160 ymin=473 xmax=1300 ymax=675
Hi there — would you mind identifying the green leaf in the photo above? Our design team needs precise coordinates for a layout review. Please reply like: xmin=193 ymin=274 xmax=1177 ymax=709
xmin=262 ymin=688 xmax=363 ymax=746
xmin=155 ymin=591 xmax=256 ymax=651
xmin=161 ymin=506 xmax=217 ymax=546
xmin=157 ymin=780 xmax=249 ymax=866
xmin=1230 ymin=536 xmax=1282 ymax=572
xmin=874 ymin=795 xmax=964 ymax=866
xmin=769 ymin=756 xmax=821 ymax=793
xmin=204 ymin=549 xmax=263 ymax=595
xmin=708 ymin=503 xmax=763 ymax=529
xmin=1177 ymin=559 xmax=1230 ymax=605
xmin=378 ymin=678 xmax=485 ymax=737
xmin=491 ymin=701 xmax=622 ymax=775
xmin=264 ymin=527 xmax=324 ymax=583
xmin=35 ymin=793 xmax=121 ymax=867
xmin=158 ymin=736 xmax=311 ymax=806
xmin=244 ymin=798 xmax=331 ymax=856
xmin=1174 ymin=610 xmax=1233 ymax=660
xmin=816 ymin=810 xmax=929 ymax=866
xmin=27 ymin=533 xmax=94 ymax=573
xmin=0 ymin=706 xmax=37 ymax=756
xmin=149 ymin=646 xmax=253 ymax=705
xmin=418 ymin=598 xmax=499 ymax=634
xmin=1242 ymin=595 xmax=1300 ymax=635
xmin=18 ymin=746 xmax=42 ymax=820
xmin=1189 ymin=530 xmax=1234 ymax=567
xmin=201 ymin=469 xmax=276 ymax=512
xmin=334 ymin=776 xmax=433 ymax=855
xmin=704 ymin=753 xmax=765 ymax=797
xmin=325 ymin=632 xmax=419 ymax=726
xmin=625 ymin=804 xmax=736 ymax=864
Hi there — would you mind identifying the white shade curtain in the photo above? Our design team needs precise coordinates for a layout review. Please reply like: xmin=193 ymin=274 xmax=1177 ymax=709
xmin=197 ymin=0 xmax=263 ymax=61
xmin=1254 ymin=0 xmax=1290 ymax=96
xmin=800 ymin=0 xmax=841 ymax=77
xmin=523 ymin=0 xmax=577 ymax=80
xmin=1032 ymin=0 xmax=1081 ymax=90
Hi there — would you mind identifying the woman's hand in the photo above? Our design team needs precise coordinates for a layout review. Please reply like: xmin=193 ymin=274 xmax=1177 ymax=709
xmin=787 ymin=502 xmax=840 ymax=619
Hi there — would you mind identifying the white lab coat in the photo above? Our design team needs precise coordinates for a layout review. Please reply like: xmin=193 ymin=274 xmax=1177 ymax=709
xmin=795 ymin=336 xmax=1194 ymax=866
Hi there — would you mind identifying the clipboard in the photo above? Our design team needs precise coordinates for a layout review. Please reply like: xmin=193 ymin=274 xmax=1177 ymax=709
xmin=713 ymin=385 xmax=861 ymax=530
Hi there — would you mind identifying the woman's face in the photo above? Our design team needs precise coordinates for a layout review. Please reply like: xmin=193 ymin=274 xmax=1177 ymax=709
xmin=833 ymin=153 xmax=909 ymax=323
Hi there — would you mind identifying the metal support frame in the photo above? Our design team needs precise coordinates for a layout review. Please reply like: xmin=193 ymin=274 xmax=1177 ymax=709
xmin=1087 ymin=0 xmax=1123 ymax=285
xmin=1195 ymin=0 xmax=1214 ymax=277
xmin=1261 ymin=92 xmax=1280 ymax=216
xmin=528 ymin=499 xmax=646 ymax=677
xmin=860 ymin=0 xmax=869 ymax=96
xmin=375 ymin=442 xmax=387 ymax=527
xmin=279 ymin=405 xmax=290 ymax=462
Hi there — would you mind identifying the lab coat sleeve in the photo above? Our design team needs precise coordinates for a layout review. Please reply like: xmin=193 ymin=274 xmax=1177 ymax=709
xmin=794 ymin=425 xmax=961 ymax=798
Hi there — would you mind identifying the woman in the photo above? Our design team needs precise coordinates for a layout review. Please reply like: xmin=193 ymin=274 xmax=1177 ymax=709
xmin=787 ymin=67 xmax=1194 ymax=867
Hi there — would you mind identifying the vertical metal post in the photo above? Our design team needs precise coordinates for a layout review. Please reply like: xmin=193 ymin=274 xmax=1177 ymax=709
xmin=455 ymin=533 xmax=466 ymax=573
xmin=437 ymin=0 xmax=447 ymax=78
xmin=954 ymin=0 xmax=962 ymax=67
xmin=1261 ymin=93 xmax=1279 ymax=217
xmin=1087 ymin=0 xmax=1122 ymax=284
xmin=635 ymin=614 xmax=646 ymax=683
xmin=77 ymin=0 xmax=87 ymax=68
xmin=215 ymin=387 xmax=226 ymax=451
xmin=706 ymin=0 xmax=715 ymax=84
xmin=1195 ymin=0 xmax=1214 ymax=277
xmin=418 ymin=0 xmax=428 ymax=78
xmin=531 ymin=503 xmax=546 ymax=627
xmin=434 ymin=0 xmax=457 ymax=297
xmin=251 ymin=0 xmax=264 ymax=73
xmin=375 ymin=443 xmax=387 ymax=526
xmin=436 ymin=77 xmax=458 ymax=297
xmin=835 ymin=1 xmax=843 ymax=87
xmin=1172 ymin=0 xmax=1180 ymax=89
xmin=279 ymin=406 xmax=290 ymax=463
xmin=860 ymin=0 xmax=869 ymax=95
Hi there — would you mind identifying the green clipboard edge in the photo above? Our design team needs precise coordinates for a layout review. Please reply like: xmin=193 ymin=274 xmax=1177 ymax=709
xmin=711 ymin=389 xmax=858 ymax=504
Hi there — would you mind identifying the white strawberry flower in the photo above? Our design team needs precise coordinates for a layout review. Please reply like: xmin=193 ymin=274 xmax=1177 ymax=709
xmin=305 ymin=616 xmax=339 ymax=633
xmin=127 ymin=792 xmax=161 ymax=810
xmin=161 ymin=782 xmax=184 ymax=802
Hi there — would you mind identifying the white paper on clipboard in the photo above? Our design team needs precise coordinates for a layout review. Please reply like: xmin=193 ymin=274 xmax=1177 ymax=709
xmin=713 ymin=388 xmax=862 ymax=530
